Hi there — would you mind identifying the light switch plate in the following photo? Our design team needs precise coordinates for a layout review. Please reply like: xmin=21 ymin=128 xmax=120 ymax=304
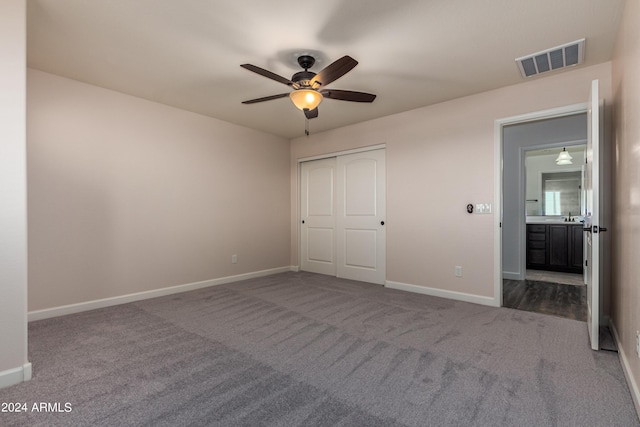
xmin=475 ymin=203 xmax=492 ymax=214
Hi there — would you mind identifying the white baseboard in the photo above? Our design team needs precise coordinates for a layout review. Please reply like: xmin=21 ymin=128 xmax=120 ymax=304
xmin=609 ymin=321 xmax=640 ymax=418
xmin=0 ymin=362 xmax=32 ymax=390
xmin=385 ymin=280 xmax=499 ymax=307
xmin=28 ymin=266 xmax=297 ymax=322
xmin=503 ymin=271 xmax=524 ymax=280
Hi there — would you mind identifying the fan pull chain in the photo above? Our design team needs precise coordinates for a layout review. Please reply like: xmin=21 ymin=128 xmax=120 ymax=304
xmin=305 ymin=118 xmax=310 ymax=136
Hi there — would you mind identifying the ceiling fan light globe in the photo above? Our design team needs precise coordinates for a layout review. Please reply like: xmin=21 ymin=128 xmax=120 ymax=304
xmin=290 ymin=89 xmax=323 ymax=111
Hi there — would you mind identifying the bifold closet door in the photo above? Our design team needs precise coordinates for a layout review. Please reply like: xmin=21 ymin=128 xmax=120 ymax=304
xmin=300 ymin=157 xmax=337 ymax=276
xmin=336 ymin=149 xmax=386 ymax=284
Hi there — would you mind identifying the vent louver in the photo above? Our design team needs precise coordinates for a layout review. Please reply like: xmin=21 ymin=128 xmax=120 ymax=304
xmin=516 ymin=39 xmax=585 ymax=78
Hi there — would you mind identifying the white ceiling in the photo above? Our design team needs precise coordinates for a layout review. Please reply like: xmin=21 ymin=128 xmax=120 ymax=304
xmin=27 ymin=0 xmax=624 ymax=139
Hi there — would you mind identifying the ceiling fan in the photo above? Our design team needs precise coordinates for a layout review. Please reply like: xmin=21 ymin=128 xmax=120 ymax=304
xmin=240 ymin=55 xmax=376 ymax=122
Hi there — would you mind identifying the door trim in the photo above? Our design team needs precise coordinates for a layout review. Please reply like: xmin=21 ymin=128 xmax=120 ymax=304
xmin=298 ymin=143 xmax=387 ymax=163
xmin=494 ymin=103 xmax=587 ymax=307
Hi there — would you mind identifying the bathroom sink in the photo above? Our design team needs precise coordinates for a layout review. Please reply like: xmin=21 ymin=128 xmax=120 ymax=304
xmin=526 ymin=217 xmax=582 ymax=224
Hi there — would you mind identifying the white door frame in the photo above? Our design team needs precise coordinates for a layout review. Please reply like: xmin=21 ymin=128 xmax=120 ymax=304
xmin=297 ymin=144 xmax=386 ymax=272
xmin=493 ymin=103 xmax=587 ymax=307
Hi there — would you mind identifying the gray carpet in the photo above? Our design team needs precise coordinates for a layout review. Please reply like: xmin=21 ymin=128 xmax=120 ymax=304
xmin=1 ymin=272 xmax=638 ymax=426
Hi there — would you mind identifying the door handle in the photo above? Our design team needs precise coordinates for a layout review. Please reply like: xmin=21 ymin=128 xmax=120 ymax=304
xmin=381 ymin=221 xmax=385 ymax=226
xmin=302 ymin=220 xmax=305 ymax=224
xmin=585 ymin=225 xmax=608 ymax=233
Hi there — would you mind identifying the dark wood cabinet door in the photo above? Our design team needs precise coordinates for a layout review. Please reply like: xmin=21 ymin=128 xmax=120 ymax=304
xmin=570 ymin=225 xmax=584 ymax=269
xmin=549 ymin=225 xmax=569 ymax=267
xmin=527 ymin=249 xmax=546 ymax=266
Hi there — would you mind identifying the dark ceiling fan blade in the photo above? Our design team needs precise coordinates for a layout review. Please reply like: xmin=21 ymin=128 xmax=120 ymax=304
xmin=310 ymin=56 xmax=358 ymax=87
xmin=303 ymin=108 xmax=319 ymax=119
xmin=240 ymin=64 xmax=294 ymax=86
xmin=242 ymin=93 xmax=289 ymax=104
xmin=320 ymin=89 xmax=376 ymax=102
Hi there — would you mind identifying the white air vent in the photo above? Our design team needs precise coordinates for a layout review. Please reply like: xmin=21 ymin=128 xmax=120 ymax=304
xmin=516 ymin=39 xmax=585 ymax=78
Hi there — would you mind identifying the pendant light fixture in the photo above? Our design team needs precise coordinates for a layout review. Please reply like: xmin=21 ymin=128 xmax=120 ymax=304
xmin=556 ymin=147 xmax=573 ymax=165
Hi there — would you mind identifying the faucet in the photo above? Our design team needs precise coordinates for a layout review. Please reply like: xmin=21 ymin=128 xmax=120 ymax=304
xmin=565 ymin=212 xmax=574 ymax=222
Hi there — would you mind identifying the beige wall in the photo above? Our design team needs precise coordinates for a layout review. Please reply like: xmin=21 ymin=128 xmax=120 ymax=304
xmin=27 ymin=69 xmax=291 ymax=311
xmin=611 ymin=0 xmax=640 ymax=409
xmin=0 ymin=0 xmax=29 ymax=387
xmin=291 ymin=62 xmax=612 ymax=302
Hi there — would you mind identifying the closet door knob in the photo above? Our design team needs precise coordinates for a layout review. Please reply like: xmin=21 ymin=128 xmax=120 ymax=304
xmin=380 ymin=221 xmax=385 ymax=225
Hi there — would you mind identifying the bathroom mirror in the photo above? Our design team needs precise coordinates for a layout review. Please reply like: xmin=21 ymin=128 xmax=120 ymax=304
xmin=525 ymin=145 xmax=585 ymax=216
xmin=541 ymin=171 xmax=581 ymax=215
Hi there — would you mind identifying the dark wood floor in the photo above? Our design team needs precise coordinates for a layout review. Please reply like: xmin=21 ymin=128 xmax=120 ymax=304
xmin=503 ymin=279 xmax=587 ymax=321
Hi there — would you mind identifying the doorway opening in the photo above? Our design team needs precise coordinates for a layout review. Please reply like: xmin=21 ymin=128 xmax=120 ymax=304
xmin=506 ymin=143 xmax=588 ymax=321
xmin=494 ymin=104 xmax=589 ymax=321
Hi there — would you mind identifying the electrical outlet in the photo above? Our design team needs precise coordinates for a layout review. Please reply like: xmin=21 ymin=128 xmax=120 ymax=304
xmin=454 ymin=266 xmax=463 ymax=277
xmin=636 ymin=331 xmax=640 ymax=358
xmin=232 ymin=254 xmax=238 ymax=264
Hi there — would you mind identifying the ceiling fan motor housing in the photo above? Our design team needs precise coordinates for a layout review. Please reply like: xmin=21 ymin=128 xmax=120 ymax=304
xmin=292 ymin=70 xmax=316 ymax=87
xmin=292 ymin=55 xmax=318 ymax=87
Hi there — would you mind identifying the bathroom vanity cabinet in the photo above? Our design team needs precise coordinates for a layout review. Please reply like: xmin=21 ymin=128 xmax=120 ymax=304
xmin=526 ymin=223 xmax=584 ymax=274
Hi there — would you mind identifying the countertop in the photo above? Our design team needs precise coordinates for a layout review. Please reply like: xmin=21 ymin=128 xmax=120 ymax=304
xmin=526 ymin=216 xmax=584 ymax=225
